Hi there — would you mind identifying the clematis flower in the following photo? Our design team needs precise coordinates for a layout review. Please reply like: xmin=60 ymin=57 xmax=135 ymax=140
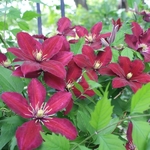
xmin=1 ymin=79 xmax=77 ymax=150
xmin=125 ymin=122 xmax=136 ymax=150
xmin=73 ymin=45 xmax=112 ymax=79
xmin=140 ymin=10 xmax=150 ymax=22
xmin=75 ymin=22 xmax=110 ymax=49
xmin=8 ymin=32 xmax=73 ymax=79
xmin=101 ymin=56 xmax=150 ymax=93
xmin=125 ymin=22 xmax=150 ymax=62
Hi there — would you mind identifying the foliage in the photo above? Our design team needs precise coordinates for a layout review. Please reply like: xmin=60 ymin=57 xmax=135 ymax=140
xmin=0 ymin=0 xmax=150 ymax=150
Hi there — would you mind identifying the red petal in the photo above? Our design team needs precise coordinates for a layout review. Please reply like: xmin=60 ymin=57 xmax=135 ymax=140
xmin=41 ymin=60 xmax=66 ymax=78
xmin=17 ymin=32 xmax=37 ymax=57
xmin=46 ymin=91 xmax=72 ymax=115
xmin=28 ymin=79 xmax=46 ymax=109
xmin=131 ymin=22 xmax=143 ymax=38
xmin=16 ymin=120 xmax=43 ymax=150
xmin=52 ymin=51 xmax=73 ymax=66
xmin=131 ymin=73 xmax=150 ymax=83
xmin=90 ymin=22 xmax=102 ymax=36
xmin=43 ymin=72 xmax=65 ymax=91
xmin=1 ymin=92 xmax=31 ymax=118
xmin=112 ymin=77 xmax=129 ymax=88
xmin=45 ymin=118 xmax=77 ymax=140
xmin=131 ymin=59 xmax=144 ymax=76
xmin=109 ymin=63 xmax=125 ymax=77
xmin=124 ymin=34 xmax=138 ymax=50
xmin=0 ymin=53 xmax=7 ymax=63
xmin=42 ymin=35 xmax=63 ymax=59
xmin=82 ymin=45 xmax=96 ymax=64
xmin=118 ymin=56 xmax=131 ymax=75
xmin=64 ymin=98 xmax=73 ymax=115
xmin=21 ymin=61 xmax=41 ymax=77
xmin=66 ymin=60 xmax=82 ymax=82
xmin=128 ymin=81 xmax=142 ymax=93
xmin=8 ymin=47 xmax=33 ymax=60
xmin=57 ymin=17 xmax=71 ymax=33
xmin=73 ymin=54 xmax=92 ymax=68
xmin=97 ymin=46 xmax=112 ymax=66
xmin=75 ymin=25 xmax=88 ymax=37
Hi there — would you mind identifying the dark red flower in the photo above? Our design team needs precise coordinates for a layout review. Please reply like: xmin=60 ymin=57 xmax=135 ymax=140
xmin=1 ymin=79 xmax=77 ymax=150
xmin=8 ymin=32 xmax=72 ymax=78
xmin=125 ymin=22 xmax=150 ymax=62
xmin=102 ymin=56 xmax=150 ymax=93
xmin=73 ymin=45 xmax=112 ymax=78
xmin=140 ymin=11 xmax=150 ymax=22
xmin=75 ymin=22 xmax=110 ymax=49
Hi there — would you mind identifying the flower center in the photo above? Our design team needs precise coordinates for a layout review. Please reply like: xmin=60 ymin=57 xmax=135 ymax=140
xmin=85 ymin=33 xmax=96 ymax=43
xmin=126 ymin=72 xmax=133 ymax=79
xmin=93 ymin=61 xmax=102 ymax=70
xmin=138 ymin=43 xmax=148 ymax=52
xmin=2 ymin=60 xmax=11 ymax=67
xmin=66 ymin=80 xmax=74 ymax=90
xmin=33 ymin=50 xmax=47 ymax=62
xmin=27 ymin=102 xmax=53 ymax=124
xmin=36 ymin=109 xmax=44 ymax=118
xmin=129 ymin=141 xmax=137 ymax=150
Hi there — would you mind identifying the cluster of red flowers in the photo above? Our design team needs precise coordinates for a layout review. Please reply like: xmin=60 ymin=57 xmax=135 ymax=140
xmin=0 ymin=17 xmax=150 ymax=149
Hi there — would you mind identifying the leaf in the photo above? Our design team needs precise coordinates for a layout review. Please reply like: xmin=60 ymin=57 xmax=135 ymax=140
xmin=7 ymin=7 xmax=21 ymax=19
xmin=39 ymin=133 xmax=70 ymax=150
xmin=78 ymin=146 xmax=91 ymax=150
xmin=17 ymin=21 xmax=29 ymax=31
xmin=22 ymin=11 xmax=40 ymax=21
xmin=77 ymin=110 xmax=95 ymax=133
xmin=130 ymin=83 xmax=150 ymax=114
xmin=111 ymin=49 xmax=119 ymax=62
xmin=132 ymin=120 xmax=150 ymax=150
xmin=0 ymin=66 xmax=24 ymax=93
xmin=70 ymin=38 xmax=85 ymax=54
xmin=0 ymin=21 xmax=8 ymax=30
xmin=121 ymin=47 xmax=134 ymax=60
xmin=90 ymin=91 xmax=113 ymax=130
xmin=0 ymin=124 xmax=16 ymax=150
xmin=10 ymin=136 xmax=17 ymax=150
xmin=0 ymin=116 xmax=24 ymax=150
xmin=98 ymin=134 xmax=126 ymax=150
xmin=87 ymin=80 xmax=102 ymax=89
xmin=146 ymin=133 xmax=150 ymax=150
xmin=74 ymin=82 xmax=84 ymax=93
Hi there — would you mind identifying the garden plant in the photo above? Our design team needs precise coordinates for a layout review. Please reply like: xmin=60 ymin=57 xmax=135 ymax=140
xmin=0 ymin=0 xmax=150 ymax=150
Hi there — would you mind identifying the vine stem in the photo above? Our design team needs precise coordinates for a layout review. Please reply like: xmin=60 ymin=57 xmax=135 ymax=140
xmin=71 ymin=113 xmax=150 ymax=150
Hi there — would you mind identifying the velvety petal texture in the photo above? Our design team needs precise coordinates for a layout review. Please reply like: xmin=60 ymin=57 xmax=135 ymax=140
xmin=1 ymin=92 xmax=31 ymax=118
xmin=28 ymin=78 xmax=46 ymax=108
xmin=46 ymin=91 xmax=72 ymax=115
xmin=16 ymin=120 xmax=43 ymax=150
xmin=45 ymin=118 xmax=77 ymax=140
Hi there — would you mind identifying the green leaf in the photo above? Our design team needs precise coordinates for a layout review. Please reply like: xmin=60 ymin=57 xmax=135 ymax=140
xmin=111 ymin=49 xmax=119 ymax=62
xmin=77 ymin=110 xmax=95 ymax=133
xmin=74 ymin=82 xmax=84 ymax=93
xmin=39 ymin=133 xmax=70 ymax=150
xmin=90 ymin=91 xmax=113 ymax=130
xmin=0 ymin=21 xmax=8 ymax=30
xmin=146 ymin=133 xmax=150 ymax=150
xmin=10 ymin=28 xmax=22 ymax=36
xmin=132 ymin=120 xmax=150 ymax=150
xmin=121 ymin=47 xmax=134 ymax=60
xmin=7 ymin=7 xmax=21 ymax=19
xmin=70 ymin=38 xmax=85 ymax=54
xmin=0 ymin=116 xmax=24 ymax=150
xmin=17 ymin=21 xmax=29 ymax=31
xmin=22 ymin=11 xmax=40 ymax=21
xmin=0 ymin=124 xmax=16 ymax=150
xmin=98 ymin=134 xmax=126 ymax=150
xmin=10 ymin=136 xmax=17 ymax=150
xmin=0 ymin=66 xmax=24 ymax=93
xmin=87 ymin=80 xmax=102 ymax=89
xmin=130 ymin=83 xmax=150 ymax=114
xmin=78 ymin=146 xmax=91 ymax=150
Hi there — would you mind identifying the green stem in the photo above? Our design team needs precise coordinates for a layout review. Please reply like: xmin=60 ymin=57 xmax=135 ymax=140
xmin=0 ymin=34 xmax=8 ymax=49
